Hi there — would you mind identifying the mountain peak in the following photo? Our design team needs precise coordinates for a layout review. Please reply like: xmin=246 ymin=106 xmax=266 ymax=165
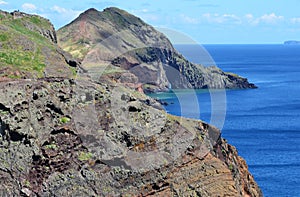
xmin=73 ymin=7 xmax=144 ymax=28
xmin=102 ymin=7 xmax=132 ymax=16
xmin=76 ymin=8 xmax=99 ymax=20
xmin=103 ymin=7 xmax=125 ymax=13
xmin=84 ymin=8 xmax=99 ymax=14
xmin=80 ymin=7 xmax=126 ymax=16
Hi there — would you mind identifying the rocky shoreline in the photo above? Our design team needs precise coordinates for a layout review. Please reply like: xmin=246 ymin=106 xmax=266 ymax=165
xmin=0 ymin=9 xmax=262 ymax=196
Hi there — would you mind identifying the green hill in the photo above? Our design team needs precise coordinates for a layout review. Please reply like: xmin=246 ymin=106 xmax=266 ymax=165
xmin=0 ymin=10 xmax=77 ymax=79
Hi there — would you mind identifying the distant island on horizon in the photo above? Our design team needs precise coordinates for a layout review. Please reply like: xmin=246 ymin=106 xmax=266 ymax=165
xmin=284 ymin=40 xmax=300 ymax=45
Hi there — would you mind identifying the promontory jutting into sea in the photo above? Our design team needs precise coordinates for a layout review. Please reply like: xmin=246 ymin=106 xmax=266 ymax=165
xmin=0 ymin=7 xmax=263 ymax=196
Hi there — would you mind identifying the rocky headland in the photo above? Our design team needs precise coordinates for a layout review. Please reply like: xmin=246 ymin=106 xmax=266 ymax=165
xmin=0 ymin=8 xmax=262 ymax=196
xmin=57 ymin=7 xmax=257 ymax=93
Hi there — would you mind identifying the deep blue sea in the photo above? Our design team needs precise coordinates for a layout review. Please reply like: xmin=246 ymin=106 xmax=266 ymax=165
xmin=150 ymin=44 xmax=300 ymax=197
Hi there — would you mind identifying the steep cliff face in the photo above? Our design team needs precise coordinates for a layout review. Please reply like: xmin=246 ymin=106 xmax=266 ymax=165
xmin=57 ymin=7 xmax=256 ymax=92
xmin=0 ymin=10 xmax=262 ymax=196
xmin=0 ymin=79 xmax=261 ymax=196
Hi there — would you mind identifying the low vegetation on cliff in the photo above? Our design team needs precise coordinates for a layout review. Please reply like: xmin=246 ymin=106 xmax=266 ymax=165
xmin=0 ymin=10 xmax=78 ymax=79
xmin=0 ymin=8 xmax=262 ymax=196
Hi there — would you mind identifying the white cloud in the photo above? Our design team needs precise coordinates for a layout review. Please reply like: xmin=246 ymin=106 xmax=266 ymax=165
xmin=141 ymin=9 xmax=148 ymax=13
xmin=202 ymin=13 xmax=241 ymax=24
xmin=244 ymin=14 xmax=258 ymax=25
xmin=244 ymin=13 xmax=284 ymax=25
xmin=223 ymin=14 xmax=241 ymax=24
xmin=51 ymin=5 xmax=68 ymax=14
xmin=0 ymin=0 xmax=7 ymax=5
xmin=259 ymin=13 xmax=284 ymax=24
xmin=202 ymin=13 xmax=216 ymax=22
xmin=245 ymin=14 xmax=254 ymax=20
xmin=199 ymin=12 xmax=287 ymax=26
xmin=131 ymin=9 xmax=160 ymax=22
xmin=180 ymin=14 xmax=199 ymax=24
xmin=49 ymin=6 xmax=82 ymax=28
xmin=50 ymin=5 xmax=82 ymax=19
xmin=291 ymin=17 xmax=300 ymax=24
xmin=22 ymin=3 xmax=37 ymax=12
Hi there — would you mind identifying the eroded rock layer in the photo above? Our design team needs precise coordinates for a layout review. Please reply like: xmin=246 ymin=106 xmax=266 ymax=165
xmin=0 ymin=8 xmax=262 ymax=197
xmin=0 ymin=78 xmax=261 ymax=196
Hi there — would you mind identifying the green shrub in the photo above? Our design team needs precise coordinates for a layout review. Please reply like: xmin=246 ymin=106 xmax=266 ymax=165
xmin=45 ymin=143 xmax=57 ymax=150
xmin=78 ymin=152 xmax=93 ymax=161
xmin=59 ymin=117 xmax=71 ymax=124
xmin=0 ymin=33 xmax=9 ymax=42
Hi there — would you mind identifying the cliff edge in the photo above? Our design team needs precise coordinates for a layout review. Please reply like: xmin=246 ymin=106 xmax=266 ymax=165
xmin=0 ymin=9 xmax=262 ymax=196
xmin=0 ymin=10 xmax=80 ymax=80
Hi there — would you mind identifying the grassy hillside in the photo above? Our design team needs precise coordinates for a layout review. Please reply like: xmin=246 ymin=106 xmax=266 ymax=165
xmin=0 ymin=11 xmax=75 ymax=79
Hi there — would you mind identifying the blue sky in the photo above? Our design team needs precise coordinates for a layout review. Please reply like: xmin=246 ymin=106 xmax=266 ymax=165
xmin=1 ymin=0 xmax=300 ymax=44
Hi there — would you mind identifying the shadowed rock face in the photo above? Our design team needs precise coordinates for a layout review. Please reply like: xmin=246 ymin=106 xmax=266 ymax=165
xmin=57 ymin=7 xmax=257 ymax=92
xmin=0 ymin=9 xmax=262 ymax=196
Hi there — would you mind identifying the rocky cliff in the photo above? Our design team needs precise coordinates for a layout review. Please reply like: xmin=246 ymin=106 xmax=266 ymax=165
xmin=0 ymin=78 xmax=262 ymax=196
xmin=0 ymin=9 xmax=262 ymax=196
xmin=57 ymin=7 xmax=256 ymax=92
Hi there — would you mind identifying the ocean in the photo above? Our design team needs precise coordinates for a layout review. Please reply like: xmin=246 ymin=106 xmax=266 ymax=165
xmin=149 ymin=44 xmax=300 ymax=196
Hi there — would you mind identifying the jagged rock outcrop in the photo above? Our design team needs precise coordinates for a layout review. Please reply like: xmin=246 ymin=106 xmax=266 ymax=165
xmin=0 ymin=9 xmax=262 ymax=196
xmin=57 ymin=7 xmax=256 ymax=92
xmin=10 ymin=10 xmax=57 ymax=44
xmin=0 ymin=78 xmax=262 ymax=196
